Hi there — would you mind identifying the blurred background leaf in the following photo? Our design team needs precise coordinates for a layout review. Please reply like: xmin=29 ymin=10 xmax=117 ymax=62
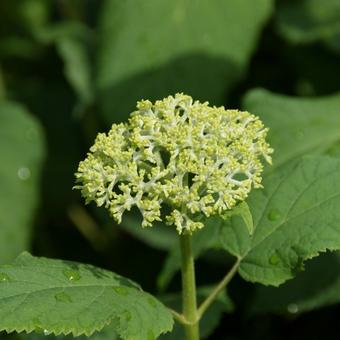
xmin=276 ymin=0 xmax=340 ymax=52
xmin=0 ymin=101 xmax=45 ymax=263
xmin=96 ymin=0 xmax=273 ymax=122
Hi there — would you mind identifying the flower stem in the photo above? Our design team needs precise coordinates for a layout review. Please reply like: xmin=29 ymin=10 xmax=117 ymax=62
xmin=179 ymin=234 xmax=199 ymax=340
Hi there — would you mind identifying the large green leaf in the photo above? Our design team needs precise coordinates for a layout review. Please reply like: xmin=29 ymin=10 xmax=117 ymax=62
xmin=221 ymin=156 xmax=340 ymax=286
xmin=0 ymin=252 xmax=173 ymax=340
xmin=243 ymin=89 xmax=340 ymax=172
xmin=0 ymin=101 xmax=45 ymax=264
xmin=276 ymin=0 xmax=340 ymax=50
xmin=35 ymin=23 xmax=93 ymax=112
xmin=96 ymin=0 xmax=273 ymax=122
xmin=251 ymin=251 xmax=340 ymax=315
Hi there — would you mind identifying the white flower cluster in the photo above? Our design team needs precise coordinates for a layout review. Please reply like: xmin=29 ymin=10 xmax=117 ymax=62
xmin=75 ymin=94 xmax=273 ymax=234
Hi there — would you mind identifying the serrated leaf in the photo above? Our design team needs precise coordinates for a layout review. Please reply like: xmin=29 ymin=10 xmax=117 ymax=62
xmin=0 ymin=101 xmax=45 ymax=264
xmin=243 ymin=89 xmax=340 ymax=172
xmin=251 ymin=251 xmax=340 ymax=315
xmin=16 ymin=323 xmax=119 ymax=340
xmin=220 ymin=156 xmax=340 ymax=286
xmin=0 ymin=252 xmax=173 ymax=340
xmin=96 ymin=0 xmax=273 ymax=122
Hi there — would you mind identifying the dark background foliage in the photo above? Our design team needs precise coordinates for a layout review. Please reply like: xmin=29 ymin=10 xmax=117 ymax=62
xmin=1 ymin=0 xmax=340 ymax=339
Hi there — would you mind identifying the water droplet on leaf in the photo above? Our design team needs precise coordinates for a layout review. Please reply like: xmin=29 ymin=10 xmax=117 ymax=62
xmin=63 ymin=269 xmax=81 ymax=281
xmin=123 ymin=310 xmax=132 ymax=321
xmin=17 ymin=167 xmax=31 ymax=181
xmin=113 ymin=286 xmax=129 ymax=296
xmin=267 ymin=209 xmax=281 ymax=221
xmin=147 ymin=297 xmax=157 ymax=307
xmin=269 ymin=254 xmax=280 ymax=265
xmin=0 ymin=273 xmax=11 ymax=282
xmin=55 ymin=292 xmax=72 ymax=303
xmin=43 ymin=329 xmax=50 ymax=336
xmin=287 ymin=303 xmax=299 ymax=314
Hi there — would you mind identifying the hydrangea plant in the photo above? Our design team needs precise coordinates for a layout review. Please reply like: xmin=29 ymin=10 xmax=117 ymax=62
xmin=75 ymin=93 xmax=272 ymax=234
xmin=73 ymin=93 xmax=272 ymax=339
xmin=2 ymin=92 xmax=340 ymax=340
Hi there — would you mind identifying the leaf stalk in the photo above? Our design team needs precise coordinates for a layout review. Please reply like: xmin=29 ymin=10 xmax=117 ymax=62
xmin=197 ymin=258 xmax=240 ymax=320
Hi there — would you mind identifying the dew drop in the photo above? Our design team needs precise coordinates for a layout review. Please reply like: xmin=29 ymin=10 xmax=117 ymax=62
xmin=147 ymin=297 xmax=157 ymax=308
xmin=63 ymin=269 xmax=81 ymax=281
xmin=17 ymin=167 xmax=31 ymax=181
xmin=123 ymin=310 xmax=132 ymax=321
xmin=43 ymin=329 xmax=50 ymax=336
xmin=112 ymin=286 xmax=129 ymax=296
xmin=287 ymin=303 xmax=299 ymax=314
xmin=267 ymin=209 xmax=281 ymax=221
xmin=55 ymin=292 xmax=72 ymax=303
xmin=0 ymin=272 xmax=11 ymax=282
xmin=269 ymin=254 xmax=280 ymax=265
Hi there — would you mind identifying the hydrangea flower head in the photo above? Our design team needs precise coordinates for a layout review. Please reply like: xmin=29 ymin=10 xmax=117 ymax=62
xmin=75 ymin=94 xmax=273 ymax=234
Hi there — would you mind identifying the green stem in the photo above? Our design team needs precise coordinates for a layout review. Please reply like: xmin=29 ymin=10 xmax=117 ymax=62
xmin=168 ymin=308 xmax=189 ymax=325
xmin=180 ymin=234 xmax=199 ymax=340
xmin=197 ymin=258 xmax=240 ymax=319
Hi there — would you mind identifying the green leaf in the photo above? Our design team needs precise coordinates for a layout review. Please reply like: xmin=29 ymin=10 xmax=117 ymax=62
xmin=251 ymin=251 xmax=340 ymax=315
xmin=56 ymin=36 xmax=93 ymax=111
xmin=160 ymin=286 xmax=233 ymax=339
xmin=35 ymin=23 xmax=93 ymax=112
xmin=0 ymin=101 xmax=45 ymax=264
xmin=157 ymin=217 xmax=223 ymax=291
xmin=221 ymin=156 xmax=340 ymax=286
xmin=276 ymin=0 xmax=340 ymax=48
xmin=0 ymin=252 xmax=173 ymax=340
xmin=16 ymin=323 xmax=119 ymax=340
xmin=243 ymin=89 xmax=340 ymax=172
xmin=96 ymin=0 xmax=273 ymax=122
